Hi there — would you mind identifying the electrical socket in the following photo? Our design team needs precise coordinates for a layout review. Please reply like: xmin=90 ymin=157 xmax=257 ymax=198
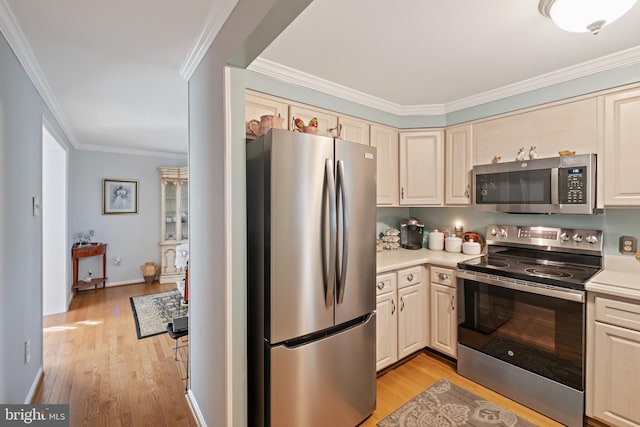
xmin=619 ymin=236 xmax=637 ymax=255
xmin=25 ymin=339 xmax=31 ymax=364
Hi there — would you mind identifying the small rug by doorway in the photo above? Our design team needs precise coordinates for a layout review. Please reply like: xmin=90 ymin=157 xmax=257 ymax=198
xmin=130 ymin=290 xmax=187 ymax=339
xmin=377 ymin=378 xmax=537 ymax=427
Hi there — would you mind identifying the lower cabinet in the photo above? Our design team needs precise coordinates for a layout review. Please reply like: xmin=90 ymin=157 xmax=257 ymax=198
xmin=429 ymin=266 xmax=457 ymax=358
xmin=587 ymin=293 xmax=640 ymax=427
xmin=376 ymin=266 xmax=427 ymax=371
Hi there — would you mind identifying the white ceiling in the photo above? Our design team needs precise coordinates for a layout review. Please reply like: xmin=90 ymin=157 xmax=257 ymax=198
xmin=3 ymin=0 xmax=640 ymax=155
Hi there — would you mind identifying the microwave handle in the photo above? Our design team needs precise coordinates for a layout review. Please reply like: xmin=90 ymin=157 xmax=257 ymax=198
xmin=551 ymin=168 xmax=559 ymax=205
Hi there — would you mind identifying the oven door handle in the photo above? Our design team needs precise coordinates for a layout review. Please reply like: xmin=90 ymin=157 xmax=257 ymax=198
xmin=456 ymin=269 xmax=584 ymax=303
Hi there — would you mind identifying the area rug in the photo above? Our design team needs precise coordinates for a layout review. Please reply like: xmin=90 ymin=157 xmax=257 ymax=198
xmin=129 ymin=290 xmax=187 ymax=339
xmin=377 ymin=378 xmax=537 ymax=427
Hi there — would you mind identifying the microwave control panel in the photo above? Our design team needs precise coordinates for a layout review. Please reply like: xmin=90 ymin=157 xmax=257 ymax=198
xmin=559 ymin=166 xmax=587 ymax=204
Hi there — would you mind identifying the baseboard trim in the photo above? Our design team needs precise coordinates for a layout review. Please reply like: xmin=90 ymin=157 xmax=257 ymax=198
xmin=25 ymin=367 xmax=44 ymax=404
xmin=185 ymin=389 xmax=205 ymax=426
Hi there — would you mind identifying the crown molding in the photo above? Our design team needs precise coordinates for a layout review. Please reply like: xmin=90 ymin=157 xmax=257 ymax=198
xmin=249 ymin=46 xmax=640 ymax=116
xmin=77 ymin=142 xmax=187 ymax=159
xmin=0 ymin=0 xmax=79 ymax=148
xmin=179 ymin=0 xmax=239 ymax=80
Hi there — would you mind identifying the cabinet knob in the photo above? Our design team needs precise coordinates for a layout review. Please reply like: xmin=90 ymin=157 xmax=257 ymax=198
xmin=407 ymin=274 xmax=414 ymax=282
xmin=465 ymin=184 xmax=470 ymax=198
xmin=391 ymin=300 xmax=396 ymax=315
xmin=400 ymin=296 xmax=405 ymax=312
xmin=401 ymin=187 xmax=405 ymax=199
xmin=377 ymin=282 xmax=385 ymax=290
xmin=439 ymin=273 xmax=449 ymax=281
xmin=450 ymin=295 xmax=455 ymax=312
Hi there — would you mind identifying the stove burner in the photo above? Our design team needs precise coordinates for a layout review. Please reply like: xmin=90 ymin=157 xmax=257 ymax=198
xmin=524 ymin=268 xmax=573 ymax=279
xmin=485 ymin=256 xmax=510 ymax=268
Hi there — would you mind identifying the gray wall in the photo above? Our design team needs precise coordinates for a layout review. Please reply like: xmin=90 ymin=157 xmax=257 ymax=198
xmin=0 ymin=31 xmax=73 ymax=403
xmin=73 ymin=150 xmax=185 ymax=285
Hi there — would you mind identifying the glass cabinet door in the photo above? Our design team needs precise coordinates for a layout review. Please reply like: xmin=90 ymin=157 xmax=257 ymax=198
xmin=164 ymin=181 xmax=177 ymax=241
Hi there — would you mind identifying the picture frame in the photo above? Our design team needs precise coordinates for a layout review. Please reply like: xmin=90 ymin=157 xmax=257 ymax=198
xmin=102 ymin=179 xmax=139 ymax=214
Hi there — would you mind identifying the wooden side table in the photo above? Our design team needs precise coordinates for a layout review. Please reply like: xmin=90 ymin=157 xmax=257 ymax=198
xmin=72 ymin=243 xmax=108 ymax=296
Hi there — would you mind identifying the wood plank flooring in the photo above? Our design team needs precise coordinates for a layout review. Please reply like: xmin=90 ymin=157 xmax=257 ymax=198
xmin=35 ymin=282 xmax=197 ymax=427
xmin=38 ymin=282 xmax=575 ymax=427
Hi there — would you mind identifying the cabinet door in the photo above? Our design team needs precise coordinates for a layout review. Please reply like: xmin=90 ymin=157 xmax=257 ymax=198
xmin=591 ymin=322 xmax=640 ymax=426
xmin=245 ymin=91 xmax=289 ymax=131
xmin=601 ymin=88 xmax=640 ymax=207
xmin=371 ymin=124 xmax=399 ymax=206
xmin=289 ymin=104 xmax=338 ymax=137
xmin=430 ymin=282 xmax=457 ymax=358
xmin=399 ymin=130 xmax=444 ymax=205
xmin=398 ymin=283 xmax=426 ymax=359
xmin=376 ymin=291 xmax=398 ymax=371
xmin=338 ymin=115 xmax=370 ymax=145
xmin=445 ymin=124 xmax=472 ymax=205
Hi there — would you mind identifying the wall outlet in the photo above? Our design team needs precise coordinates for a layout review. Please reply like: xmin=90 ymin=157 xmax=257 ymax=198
xmin=619 ymin=236 xmax=637 ymax=255
xmin=25 ymin=339 xmax=31 ymax=364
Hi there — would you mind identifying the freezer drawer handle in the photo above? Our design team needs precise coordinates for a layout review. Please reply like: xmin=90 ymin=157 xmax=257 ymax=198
xmin=323 ymin=159 xmax=337 ymax=308
xmin=336 ymin=160 xmax=349 ymax=304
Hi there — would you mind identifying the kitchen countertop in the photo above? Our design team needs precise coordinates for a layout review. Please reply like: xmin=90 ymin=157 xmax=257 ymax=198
xmin=377 ymin=248 xmax=481 ymax=273
xmin=586 ymin=255 xmax=640 ymax=301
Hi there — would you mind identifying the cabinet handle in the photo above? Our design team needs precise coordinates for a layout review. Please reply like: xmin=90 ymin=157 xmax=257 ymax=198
xmin=377 ymin=282 xmax=385 ymax=290
xmin=401 ymin=187 xmax=405 ymax=199
xmin=400 ymin=296 xmax=405 ymax=312
xmin=450 ymin=295 xmax=455 ymax=312
xmin=407 ymin=274 xmax=414 ymax=282
xmin=465 ymin=184 xmax=470 ymax=198
xmin=439 ymin=273 xmax=449 ymax=281
xmin=391 ymin=300 xmax=396 ymax=315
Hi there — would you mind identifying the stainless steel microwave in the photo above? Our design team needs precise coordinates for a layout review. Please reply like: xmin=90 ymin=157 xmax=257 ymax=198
xmin=473 ymin=153 xmax=597 ymax=214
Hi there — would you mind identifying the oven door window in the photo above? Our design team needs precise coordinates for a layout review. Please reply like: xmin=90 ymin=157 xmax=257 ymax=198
xmin=458 ymin=279 xmax=584 ymax=391
xmin=475 ymin=169 xmax=551 ymax=205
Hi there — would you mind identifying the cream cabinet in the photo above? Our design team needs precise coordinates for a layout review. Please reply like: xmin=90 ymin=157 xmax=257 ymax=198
xmin=399 ymin=130 xmax=444 ymax=206
xmin=600 ymin=88 xmax=640 ymax=207
xmin=473 ymin=98 xmax=598 ymax=166
xmin=376 ymin=266 xmax=427 ymax=371
xmin=376 ymin=272 xmax=398 ymax=371
xmin=371 ymin=124 xmax=399 ymax=206
xmin=429 ymin=266 xmax=457 ymax=358
xmin=587 ymin=293 xmax=640 ymax=427
xmin=158 ymin=166 xmax=188 ymax=284
xmin=445 ymin=123 xmax=473 ymax=205
xmin=245 ymin=91 xmax=289 ymax=134
xmin=338 ymin=114 xmax=370 ymax=145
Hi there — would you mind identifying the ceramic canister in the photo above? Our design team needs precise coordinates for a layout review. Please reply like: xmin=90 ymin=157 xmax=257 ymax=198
xmin=462 ymin=241 xmax=481 ymax=255
xmin=428 ymin=231 xmax=445 ymax=251
xmin=445 ymin=236 xmax=462 ymax=253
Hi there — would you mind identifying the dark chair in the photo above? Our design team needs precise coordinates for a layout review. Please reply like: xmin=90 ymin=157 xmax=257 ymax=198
xmin=167 ymin=321 xmax=189 ymax=392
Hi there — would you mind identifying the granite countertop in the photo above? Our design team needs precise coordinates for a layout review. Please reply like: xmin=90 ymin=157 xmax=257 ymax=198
xmin=376 ymin=248 xmax=481 ymax=273
xmin=586 ymin=255 xmax=640 ymax=301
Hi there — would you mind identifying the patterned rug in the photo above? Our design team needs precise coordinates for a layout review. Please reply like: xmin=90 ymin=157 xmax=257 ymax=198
xmin=378 ymin=379 xmax=537 ymax=427
xmin=129 ymin=290 xmax=187 ymax=339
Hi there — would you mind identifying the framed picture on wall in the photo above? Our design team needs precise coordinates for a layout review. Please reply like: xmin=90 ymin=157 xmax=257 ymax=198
xmin=102 ymin=179 xmax=139 ymax=214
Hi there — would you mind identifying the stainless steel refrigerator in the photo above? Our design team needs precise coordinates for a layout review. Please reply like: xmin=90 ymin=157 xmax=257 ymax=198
xmin=246 ymin=129 xmax=377 ymax=427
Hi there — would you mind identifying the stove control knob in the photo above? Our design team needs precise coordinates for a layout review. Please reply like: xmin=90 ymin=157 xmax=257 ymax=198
xmin=490 ymin=228 xmax=498 ymax=237
xmin=499 ymin=229 xmax=508 ymax=239
xmin=586 ymin=234 xmax=599 ymax=244
xmin=572 ymin=233 xmax=583 ymax=243
xmin=560 ymin=232 xmax=570 ymax=242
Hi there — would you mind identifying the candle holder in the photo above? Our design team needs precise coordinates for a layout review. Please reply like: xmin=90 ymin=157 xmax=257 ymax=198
xmin=454 ymin=224 xmax=464 ymax=238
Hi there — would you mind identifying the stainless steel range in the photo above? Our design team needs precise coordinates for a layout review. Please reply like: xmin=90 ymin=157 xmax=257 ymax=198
xmin=457 ymin=224 xmax=603 ymax=427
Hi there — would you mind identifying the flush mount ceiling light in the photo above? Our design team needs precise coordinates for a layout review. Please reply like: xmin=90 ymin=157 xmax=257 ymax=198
xmin=538 ymin=0 xmax=638 ymax=34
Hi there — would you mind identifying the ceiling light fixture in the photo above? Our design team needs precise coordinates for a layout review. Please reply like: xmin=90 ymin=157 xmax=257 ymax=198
xmin=538 ymin=0 xmax=638 ymax=35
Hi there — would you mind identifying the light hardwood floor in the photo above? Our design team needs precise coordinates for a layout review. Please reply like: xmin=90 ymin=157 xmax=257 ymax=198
xmin=35 ymin=282 xmax=196 ymax=427
xmin=38 ymin=282 xmax=569 ymax=427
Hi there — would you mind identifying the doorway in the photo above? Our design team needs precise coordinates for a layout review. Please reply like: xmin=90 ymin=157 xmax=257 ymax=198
xmin=42 ymin=123 xmax=68 ymax=315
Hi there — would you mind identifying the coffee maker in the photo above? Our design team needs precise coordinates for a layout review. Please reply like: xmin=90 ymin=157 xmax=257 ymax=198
xmin=400 ymin=217 xmax=424 ymax=250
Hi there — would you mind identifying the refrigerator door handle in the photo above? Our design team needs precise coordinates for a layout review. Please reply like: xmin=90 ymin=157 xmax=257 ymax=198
xmin=323 ymin=159 xmax=337 ymax=307
xmin=336 ymin=160 xmax=349 ymax=304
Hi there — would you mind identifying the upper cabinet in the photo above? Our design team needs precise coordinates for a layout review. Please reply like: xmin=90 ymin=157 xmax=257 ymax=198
xmin=473 ymin=98 xmax=599 ymax=165
xmin=288 ymin=103 xmax=338 ymax=138
xmin=371 ymin=124 xmax=399 ymax=206
xmin=399 ymin=130 xmax=444 ymax=206
xmin=338 ymin=115 xmax=370 ymax=145
xmin=600 ymin=88 xmax=640 ymax=207
xmin=445 ymin=124 xmax=472 ymax=205
xmin=245 ymin=91 xmax=289 ymax=130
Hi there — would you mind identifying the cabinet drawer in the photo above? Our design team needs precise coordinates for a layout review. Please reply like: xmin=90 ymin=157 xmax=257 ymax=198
xmin=376 ymin=272 xmax=396 ymax=296
xmin=398 ymin=266 xmax=421 ymax=288
xmin=430 ymin=266 xmax=455 ymax=287
xmin=594 ymin=294 xmax=640 ymax=331
xmin=72 ymin=244 xmax=105 ymax=258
